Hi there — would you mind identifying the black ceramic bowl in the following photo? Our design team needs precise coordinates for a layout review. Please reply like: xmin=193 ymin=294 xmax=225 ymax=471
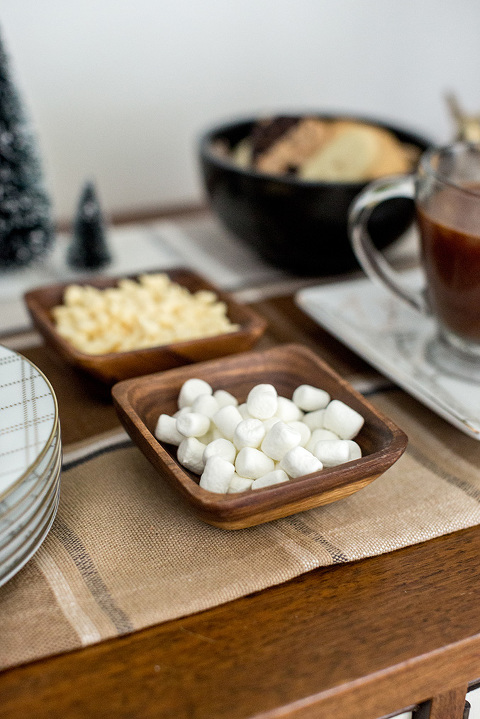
xmin=198 ymin=114 xmax=432 ymax=276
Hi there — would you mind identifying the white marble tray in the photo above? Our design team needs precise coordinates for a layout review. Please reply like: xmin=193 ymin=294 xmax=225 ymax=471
xmin=296 ymin=270 xmax=480 ymax=440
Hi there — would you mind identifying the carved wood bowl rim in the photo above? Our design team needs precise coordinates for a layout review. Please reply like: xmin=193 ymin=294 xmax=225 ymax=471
xmin=23 ymin=267 xmax=267 ymax=385
xmin=112 ymin=343 xmax=408 ymax=529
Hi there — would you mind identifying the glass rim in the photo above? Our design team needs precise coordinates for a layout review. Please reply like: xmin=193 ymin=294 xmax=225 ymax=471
xmin=420 ymin=141 xmax=480 ymax=198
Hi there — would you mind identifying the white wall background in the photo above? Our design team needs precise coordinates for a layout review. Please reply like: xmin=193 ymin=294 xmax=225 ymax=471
xmin=2 ymin=0 xmax=480 ymax=223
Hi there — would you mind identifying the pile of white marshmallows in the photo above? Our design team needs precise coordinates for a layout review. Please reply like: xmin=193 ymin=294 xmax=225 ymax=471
xmin=154 ymin=378 xmax=365 ymax=494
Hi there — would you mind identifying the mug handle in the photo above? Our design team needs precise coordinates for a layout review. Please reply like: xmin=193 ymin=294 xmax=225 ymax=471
xmin=348 ymin=174 xmax=430 ymax=315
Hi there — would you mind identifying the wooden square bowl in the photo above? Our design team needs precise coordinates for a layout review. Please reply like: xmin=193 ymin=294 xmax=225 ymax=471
xmin=24 ymin=268 xmax=267 ymax=385
xmin=112 ymin=343 xmax=408 ymax=529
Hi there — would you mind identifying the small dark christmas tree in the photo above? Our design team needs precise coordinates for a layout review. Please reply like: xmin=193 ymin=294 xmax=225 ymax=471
xmin=67 ymin=181 xmax=112 ymax=270
xmin=0 ymin=29 xmax=53 ymax=268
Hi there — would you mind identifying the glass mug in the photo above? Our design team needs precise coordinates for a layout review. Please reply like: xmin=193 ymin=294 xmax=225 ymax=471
xmin=349 ymin=142 xmax=480 ymax=380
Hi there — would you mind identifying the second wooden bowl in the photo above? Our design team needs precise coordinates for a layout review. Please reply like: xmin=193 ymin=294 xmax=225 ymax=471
xmin=24 ymin=268 xmax=267 ymax=384
xmin=112 ymin=344 xmax=408 ymax=529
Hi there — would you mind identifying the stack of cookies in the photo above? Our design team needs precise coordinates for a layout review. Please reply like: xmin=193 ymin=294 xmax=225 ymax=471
xmin=226 ymin=116 xmax=420 ymax=182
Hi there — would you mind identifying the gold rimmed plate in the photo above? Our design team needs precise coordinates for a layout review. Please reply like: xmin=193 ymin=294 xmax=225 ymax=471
xmin=0 ymin=448 xmax=62 ymax=552
xmin=0 ymin=477 xmax=60 ymax=587
xmin=0 ymin=346 xmax=59 ymax=500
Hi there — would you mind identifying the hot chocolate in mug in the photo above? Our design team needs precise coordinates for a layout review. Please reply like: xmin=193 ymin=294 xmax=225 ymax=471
xmin=349 ymin=142 xmax=480 ymax=380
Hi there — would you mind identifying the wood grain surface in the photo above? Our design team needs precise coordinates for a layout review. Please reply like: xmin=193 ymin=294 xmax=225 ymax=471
xmin=2 ymin=523 xmax=480 ymax=719
xmin=1 ymin=294 xmax=479 ymax=719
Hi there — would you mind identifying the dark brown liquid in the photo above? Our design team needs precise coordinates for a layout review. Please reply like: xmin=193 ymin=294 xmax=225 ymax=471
xmin=417 ymin=184 xmax=480 ymax=342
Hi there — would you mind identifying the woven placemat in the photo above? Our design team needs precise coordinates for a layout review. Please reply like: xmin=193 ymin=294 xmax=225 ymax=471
xmin=1 ymin=389 xmax=480 ymax=671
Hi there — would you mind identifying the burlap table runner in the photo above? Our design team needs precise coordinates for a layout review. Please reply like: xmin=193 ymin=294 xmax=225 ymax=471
xmin=2 ymin=386 xmax=480 ymax=671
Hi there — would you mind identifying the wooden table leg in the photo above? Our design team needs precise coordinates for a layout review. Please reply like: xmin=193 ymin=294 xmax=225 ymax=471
xmin=414 ymin=685 xmax=469 ymax=719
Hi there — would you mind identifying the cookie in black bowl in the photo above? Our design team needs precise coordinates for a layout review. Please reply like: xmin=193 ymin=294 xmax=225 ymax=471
xmin=198 ymin=113 xmax=431 ymax=276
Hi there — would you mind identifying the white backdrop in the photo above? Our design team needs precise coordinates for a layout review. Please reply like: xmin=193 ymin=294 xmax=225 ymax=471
xmin=2 ymin=0 xmax=480 ymax=222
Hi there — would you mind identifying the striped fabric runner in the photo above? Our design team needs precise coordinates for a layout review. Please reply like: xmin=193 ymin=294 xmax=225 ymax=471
xmin=2 ymin=383 xmax=480 ymax=671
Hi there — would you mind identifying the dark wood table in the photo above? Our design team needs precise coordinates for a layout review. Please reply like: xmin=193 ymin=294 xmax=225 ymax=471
xmin=1 ymin=221 xmax=479 ymax=719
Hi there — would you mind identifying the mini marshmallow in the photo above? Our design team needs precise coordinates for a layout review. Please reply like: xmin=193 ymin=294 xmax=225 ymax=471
xmin=261 ymin=421 xmax=301 ymax=461
xmin=313 ymin=439 xmax=351 ymax=467
xmin=154 ymin=413 xmax=184 ymax=446
xmin=197 ymin=429 xmax=215 ymax=446
xmin=246 ymin=383 xmax=278 ymax=419
xmin=211 ymin=426 xmax=224 ymax=440
xmin=163 ymin=379 xmax=365 ymax=494
xmin=203 ymin=437 xmax=237 ymax=464
xmin=263 ymin=416 xmax=281 ymax=432
xmin=227 ymin=474 xmax=254 ymax=493
xmin=251 ymin=469 xmax=289 ymax=490
xmin=280 ymin=446 xmax=323 ymax=478
xmin=176 ymin=412 xmax=211 ymax=438
xmin=235 ymin=447 xmax=275 ymax=479
xmin=191 ymin=394 xmax=220 ymax=418
xmin=275 ymin=396 xmax=303 ymax=422
xmin=214 ymin=389 xmax=238 ymax=408
xmin=323 ymin=400 xmax=364 ymax=440
xmin=237 ymin=403 xmax=251 ymax=419
xmin=346 ymin=440 xmax=362 ymax=461
xmin=212 ymin=405 xmax=243 ymax=440
xmin=199 ymin=456 xmax=235 ymax=493
xmin=292 ymin=384 xmax=330 ymax=412
xmin=287 ymin=420 xmax=311 ymax=447
xmin=178 ymin=378 xmax=212 ymax=408
xmin=177 ymin=437 xmax=207 ymax=474
xmin=305 ymin=428 xmax=340 ymax=453
xmin=173 ymin=406 xmax=191 ymax=418
xmin=233 ymin=418 xmax=266 ymax=450
xmin=302 ymin=409 xmax=326 ymax=431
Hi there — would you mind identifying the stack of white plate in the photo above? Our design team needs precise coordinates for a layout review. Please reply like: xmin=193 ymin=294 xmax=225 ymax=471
xmin=0 ymin=345 xmax=61 ymax=587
